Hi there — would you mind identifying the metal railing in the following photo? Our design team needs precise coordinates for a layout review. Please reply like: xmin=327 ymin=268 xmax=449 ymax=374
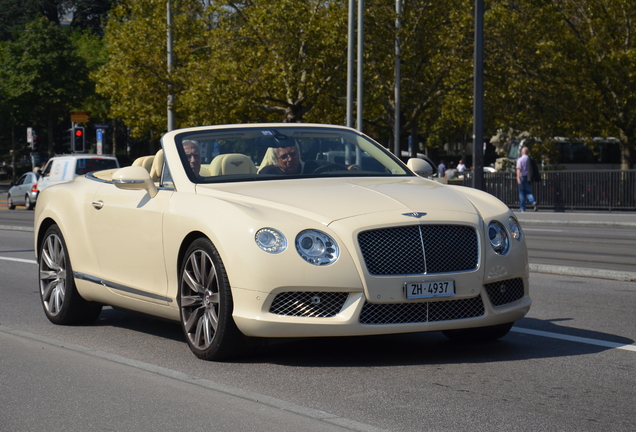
xmin=462 ymin=170 xmax=636 ymax=211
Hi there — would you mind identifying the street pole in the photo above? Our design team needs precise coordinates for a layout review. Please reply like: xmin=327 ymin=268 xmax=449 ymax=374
xmin=394 ymin=0 xmax=402 ymax=157
xmin=472 ymin=0 xmax=484 ymax=190
xmin=356 ymin=0 xmax=364 ymax=132
xmin=346 ymin=0 xmax=355 ymax=129
xmin=167 ymin=0 xmax=175 ymax=132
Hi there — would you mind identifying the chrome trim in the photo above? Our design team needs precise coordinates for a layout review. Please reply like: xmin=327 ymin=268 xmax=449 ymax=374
xmin=86 ymin=172 xmax=113 ymax=184
xmin=112 ymin=179 xmax=145 ymax=185
xmin=74 ymin=272 xmax=172 ymax=303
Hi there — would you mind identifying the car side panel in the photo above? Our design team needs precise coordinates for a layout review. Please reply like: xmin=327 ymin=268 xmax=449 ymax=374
xmin=34 ymin=177 xmax=103 ymax=300
xmin=86 ymin=183 xmax=172 ymax=305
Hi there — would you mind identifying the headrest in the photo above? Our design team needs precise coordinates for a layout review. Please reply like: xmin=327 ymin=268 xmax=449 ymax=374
xmin=149 ymin=149 xmax=164 ymax=181
xmin=209 ymin=154 xmax=257 ymax=176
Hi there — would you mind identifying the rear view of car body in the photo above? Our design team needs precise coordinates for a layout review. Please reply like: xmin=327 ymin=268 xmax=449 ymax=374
xmin=37 ymin=154 xmax=120 ymax=194
xmin=7 ymin=171 xmax=40 ymax=210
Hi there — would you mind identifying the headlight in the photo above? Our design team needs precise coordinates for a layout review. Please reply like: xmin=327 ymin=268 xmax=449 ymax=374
xmin=488 ymin=221 xmax=510 ymax=255
xmin=295 ymin=229 xmax=339 ymax=266
xmin=255 ymin=228 xmax=287 ymax=253
xmin=508 ymin=217 xmax=523 ymax=241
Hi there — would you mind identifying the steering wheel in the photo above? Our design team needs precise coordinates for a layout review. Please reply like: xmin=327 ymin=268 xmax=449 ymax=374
xmin=312 ymin=163 xmax=348 ymax=174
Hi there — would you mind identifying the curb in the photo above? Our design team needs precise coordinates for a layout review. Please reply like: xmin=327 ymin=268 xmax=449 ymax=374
xmin=529 ymin=264 xmax=636 ymax=282
xmin=517 ymin=219 xmax=636 ymax=229
xmin=0 ymin=225 xmax=34 ymax=232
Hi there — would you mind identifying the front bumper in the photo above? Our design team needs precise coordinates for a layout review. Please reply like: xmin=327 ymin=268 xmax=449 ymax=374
xmin=231 ymin=277 xmax=531 ymax=338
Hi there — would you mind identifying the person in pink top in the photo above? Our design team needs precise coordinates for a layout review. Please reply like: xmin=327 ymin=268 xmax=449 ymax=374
xmin=516 ymin=147 xmax=537 ymax=212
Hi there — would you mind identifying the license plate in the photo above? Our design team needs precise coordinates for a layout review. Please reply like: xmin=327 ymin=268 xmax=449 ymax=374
xmin=405 ymin=280 xmax=455 ymax=299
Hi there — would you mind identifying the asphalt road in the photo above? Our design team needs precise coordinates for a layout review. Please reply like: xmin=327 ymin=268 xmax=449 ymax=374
xmin=1 ymin=209 xmax=635 ymax=431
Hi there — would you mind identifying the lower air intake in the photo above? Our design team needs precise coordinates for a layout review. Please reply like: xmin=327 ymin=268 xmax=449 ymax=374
xmin=270 ymin=292 xmax=349 ymax=318
xmin=359 ymin=295 xmax=485 ymax=324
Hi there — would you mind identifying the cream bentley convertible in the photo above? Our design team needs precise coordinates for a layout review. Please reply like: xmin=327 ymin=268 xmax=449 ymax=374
xmin=35 ymin=124 xmax=531 ymax=360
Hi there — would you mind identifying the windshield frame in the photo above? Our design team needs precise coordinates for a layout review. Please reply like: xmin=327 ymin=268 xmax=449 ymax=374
xmin=173 ymin=125 xmax=415 ymax=184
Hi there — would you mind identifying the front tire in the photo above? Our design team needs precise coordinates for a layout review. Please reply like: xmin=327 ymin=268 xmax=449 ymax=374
xmin=39 ymin=225 xmax=102 ymax=325
xmin=7 ymin=194 xmax=15 ymax=210
xmin=442 ymin=322 xmax=514 ymax=343
xmin=178 ymin=238 xmax=244 ymax=360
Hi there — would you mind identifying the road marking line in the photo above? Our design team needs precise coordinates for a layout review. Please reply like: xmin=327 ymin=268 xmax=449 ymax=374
xmin=0 ymin=256 xmax=37 ymax=264
xmin=1 ymin=327 xmax=388 ymax=432
xmin=512 ymin=327 xmax=636 ymax=352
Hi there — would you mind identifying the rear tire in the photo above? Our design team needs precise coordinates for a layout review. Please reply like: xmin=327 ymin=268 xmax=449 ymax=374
xmin=442 ymin=322 xmax=514 ymax=343
xmin=178 ymin=238 xmax=245 ymax=361
xmin=7 ymin=194 xmax=15 ymax=210
xmin=25 ymin=194 xmax=34 ymax=210
xmin=39 ymin=225 xmax=102 ymax=325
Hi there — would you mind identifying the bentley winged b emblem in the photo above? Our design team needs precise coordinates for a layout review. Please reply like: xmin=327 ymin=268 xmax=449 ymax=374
xmin=402 ymin=212 xmax=427 ymax=218
xmin=230 ymin=160 xmax=244 ymax=167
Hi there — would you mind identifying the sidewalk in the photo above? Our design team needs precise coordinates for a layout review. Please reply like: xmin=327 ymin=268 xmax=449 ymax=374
xmin=514 ymin=209 xmax=636 ymax=229
xmin=2 ymin=207 xmax=635 ymax=281
xmin=514 ymin=209 xmax=636 ymax=282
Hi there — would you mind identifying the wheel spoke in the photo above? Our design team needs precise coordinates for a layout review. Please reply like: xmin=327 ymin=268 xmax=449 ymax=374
xmin=184 ymin=306 xmax=205 ymax=334
xmin=41 ymin=246 xmax=58 ymax=272
xmin=180 ymin=294 xmax=203 ymax=308
xmin=40 ymin=269 xmax=57 ymax=281
xmin=52 ymin=286 xmax=63 ymax=314
xmin=201 ymin=312 xmax=213 ymax=346
xmin=207 ymin=292 xmax=219 ymax=305
xmin=41 ymin=280 xmax=57 ymax=302
xmin=206 ymin=307 xmax=219 ymax=332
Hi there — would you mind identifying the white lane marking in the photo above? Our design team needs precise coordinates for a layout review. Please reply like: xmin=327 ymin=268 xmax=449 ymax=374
xmin=0 ymin=256 xmax=37 ymax=264
xmin=4 ymin=254 xmax=633 ymax=354
xmin=522 ymin=228 xmax=565 ymax=232
xmin=512 ymin=327 xmax=636 ymax=352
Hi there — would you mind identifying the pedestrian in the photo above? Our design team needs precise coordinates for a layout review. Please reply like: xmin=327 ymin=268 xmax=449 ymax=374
xmin=437 ymin=160 xmax=446 ymax=178
xmin=457 ymin=159 xmax=466 ymax=173
xmin=445 ymin=161 xmax=457 ymax=180
xmin=516 ymin=147 xmax=538 ymax=212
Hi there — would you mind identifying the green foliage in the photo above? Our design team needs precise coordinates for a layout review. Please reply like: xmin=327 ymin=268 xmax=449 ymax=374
xmin=1 ymin=0 xmax=635 ymax=168
xmin=0 ymin=17 xmax=90 ymax=155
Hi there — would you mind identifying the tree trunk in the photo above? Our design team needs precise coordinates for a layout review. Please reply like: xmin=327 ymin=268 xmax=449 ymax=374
xmin=620 ymin=141 xmax=633 ymax=170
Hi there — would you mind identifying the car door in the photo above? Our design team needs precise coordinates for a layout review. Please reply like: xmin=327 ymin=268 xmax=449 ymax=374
xmin=13 ymin=174 xmax=29 ymax=205
xmin=87 ymin=182 xmax=174 ymax=304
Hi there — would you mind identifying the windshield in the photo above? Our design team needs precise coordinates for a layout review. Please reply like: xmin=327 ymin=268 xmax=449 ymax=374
xmin=174 ymin=126 xmax=411 ymax=183
xmin=75 ymin=158 xmax=119 ymax=175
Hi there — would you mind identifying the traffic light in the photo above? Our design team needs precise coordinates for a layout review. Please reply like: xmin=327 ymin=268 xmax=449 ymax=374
xmin=72 ymin=126 xmax=85 ymax=152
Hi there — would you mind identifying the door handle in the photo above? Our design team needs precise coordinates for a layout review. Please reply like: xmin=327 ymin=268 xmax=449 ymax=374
xmin=92 ymin=201 xmax=104 ymax=210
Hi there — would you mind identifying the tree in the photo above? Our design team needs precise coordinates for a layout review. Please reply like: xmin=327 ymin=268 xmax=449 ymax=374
xmin=0 ymin=17 xmax=91 ymax=156
xmin=353 ymin=0 xmax=475 ymax=152
xmin=94 ymin=0 xmax=207 ymax=139
xmin=484 ymin=0 xmax=636 ymax=169
xmin=187 ymin=0 xmax=349 ymax=125
xmin=95 ymin=0 xmax=349 ymax=137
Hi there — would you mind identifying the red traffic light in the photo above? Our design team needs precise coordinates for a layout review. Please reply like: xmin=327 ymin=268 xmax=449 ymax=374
xmin=75 ymin=129 xmax=84 ymax=137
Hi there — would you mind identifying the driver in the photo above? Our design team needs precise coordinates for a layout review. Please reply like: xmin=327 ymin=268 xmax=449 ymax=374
xmin=258 ymin=142 xmax=327 ymax=175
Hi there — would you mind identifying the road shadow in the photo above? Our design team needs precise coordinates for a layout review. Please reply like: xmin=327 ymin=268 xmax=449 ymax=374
xmin=92 ymin=307 xmax=184 ymax=343
xmin=88 ymin=308 xmax=634 ymax=366
xmin=241 ymin=316 xmax=634 ymax=367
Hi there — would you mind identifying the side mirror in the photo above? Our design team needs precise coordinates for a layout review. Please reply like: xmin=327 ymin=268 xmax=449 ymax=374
xmin=112 ymin=166 xmax=158 ymax=198
xmin=407 ymin=158 xmax=433 ymax=177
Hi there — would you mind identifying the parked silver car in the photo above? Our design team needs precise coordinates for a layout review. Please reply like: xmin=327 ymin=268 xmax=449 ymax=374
xmin=8 ymin=171 xmax=40 ymax=210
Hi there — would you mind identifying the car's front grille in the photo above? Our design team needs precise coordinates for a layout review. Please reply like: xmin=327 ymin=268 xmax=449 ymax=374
xmin=359 ymin=295 xmax=485 ymax=324
xmin=484 ymin=278 xmax=525 ymax=307
xmin=269 ymin=292 xmax=349 ymax=317
xmin=358 ymin=225 xmax=479 ymax=275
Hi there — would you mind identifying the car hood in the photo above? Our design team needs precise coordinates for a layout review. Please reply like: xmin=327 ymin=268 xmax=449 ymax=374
xmin=196 ymin=177 xmax=481 ymax=224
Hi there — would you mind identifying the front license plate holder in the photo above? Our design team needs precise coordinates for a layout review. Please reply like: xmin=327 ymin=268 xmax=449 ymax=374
xmin=404 ymin=280 xmax=455 ymax=299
